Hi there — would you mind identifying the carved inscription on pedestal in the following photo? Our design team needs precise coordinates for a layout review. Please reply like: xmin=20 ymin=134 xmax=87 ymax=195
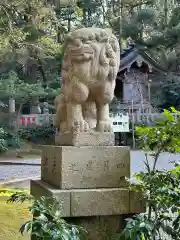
xmin=116 ymin=163 xmax=125 ymax=169
xmin=42 ymin=154 xmax=48 ymax=174
xmin=68 ymin=163 xmax=78 ymax=172
xmin=52 ymin=153 xmax=56 ymax=172
xmin=45 ymin=146 xmax=130 ymax=189
xmin=104 ymin=160 xmax=109 ymax=171
xmin=41 ymin=151 xmax=48 ymax=182
xmin=86 ymin=161 xmax=93 ymax=171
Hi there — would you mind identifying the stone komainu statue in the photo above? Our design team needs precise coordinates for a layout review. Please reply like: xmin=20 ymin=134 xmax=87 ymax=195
xmin=55 ymin=28 xmax=120 ymax=133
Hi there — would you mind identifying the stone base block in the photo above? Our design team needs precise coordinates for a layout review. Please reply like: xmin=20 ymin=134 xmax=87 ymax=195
xmin=30 ymin=180 xmax=145 ymax=217
xmin=31 ymin=215 xmax=124 ymax=240
xmin=65 ymin=215 xmax=124 ymax=240
xmin=30 ymin=179 xmax=70 ymax=217
xmin=130 ymin=189 xmax=146 ymax=213
xmin=55 ymin=132 xmax=115 ymax=146
xmin=41 ymin=145 xmax=130 ymax=189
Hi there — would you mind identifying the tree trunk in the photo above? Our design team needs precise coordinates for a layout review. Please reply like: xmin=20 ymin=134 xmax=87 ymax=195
xmin=67 ymin=7 xmax=72 ymax=32
xmin=164 ymin=0 xmax=168 ymax=27
xmin=31 ymin=97 xmax=41 ymax=114
xmin=8 ymin=97 xmax=16 ymax=130
xmin=38 ymin=59 xmax=48 ymax=88
xmin=9 ymin=97 xmax=15 ymax=113
xmin=118 ymin=0 xmax=123 ymax=50
xmin=83 ymin=9 xmax=87 ymax=26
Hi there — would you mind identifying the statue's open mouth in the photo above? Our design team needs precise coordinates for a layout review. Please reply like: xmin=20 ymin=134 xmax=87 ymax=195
xmin=71 ymin=46 xmax=93 ymax=56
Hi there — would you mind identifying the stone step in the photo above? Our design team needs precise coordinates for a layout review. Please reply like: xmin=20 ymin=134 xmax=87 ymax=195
xmin=31 ymin=180 xmax=145 ymax=217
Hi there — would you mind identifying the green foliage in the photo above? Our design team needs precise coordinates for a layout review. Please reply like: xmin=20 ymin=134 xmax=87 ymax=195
xmin=122 ymin=213 xmax=156 ymax=240
xmin=0 ymin=128 xmax=7 ymax=152
xmin=0 ymin=0 xmax=63 ymax=101
xmin=122 ymin=108 xmax=180 ymax=240
xmin=4 ymin=131 xmax=21 ymax=149
xmin=0 ymin=126 xmax=21 ymax=151
xmin=121 ymin=8 xmax=155 ymax=41
xmin=7 ymin=190 xmax=34 ymax=203
xmin=136 ymin=107 xmax=180 ymax=153
xmin=8 ymin=193 xmax=86 ymax=240
xmin=0 ymin=71 xmax=60 ymax=103
xmin=0 ymin=0 xmax=59 ymax=58
xmin=0 ymin=0 xmax=180 ymax=110
xmin=153 ymin=74 xmax=180 ymax=109
xmin=0 ymin=187 xmax=29 ymax=197
xmin=18 ymin=124 xmax=56 ymax=143
xmin=123 ymin=164 xmax=180 ymax=240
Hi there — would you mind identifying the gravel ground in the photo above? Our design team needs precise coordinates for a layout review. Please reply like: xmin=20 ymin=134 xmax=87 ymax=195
xmin=130 ymin=151 xmax=180 ymax=174
xmin=0 ymin=151 xmax=180 ymax=182
xmin=0 ymin=159 xmax=40 ymax=181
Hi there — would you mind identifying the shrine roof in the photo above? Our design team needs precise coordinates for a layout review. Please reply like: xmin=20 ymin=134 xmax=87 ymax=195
xmin=119 ymin=45 xmax=168 ymax=73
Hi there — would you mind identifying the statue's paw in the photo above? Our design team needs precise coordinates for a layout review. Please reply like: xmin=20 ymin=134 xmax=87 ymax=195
xmin=96 ymin=120 xmax=113 ymax=132
xmin=73 ymin=120 xmax=89 ymax=132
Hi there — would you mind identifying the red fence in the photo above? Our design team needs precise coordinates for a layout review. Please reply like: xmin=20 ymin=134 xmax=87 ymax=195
xmin=19 ymin=116 xmax=37 ymax=127
xmin=17 ymin=112 xmax=180 ymax=128
xmin=18 ymin=114 xmax=54 ymax=127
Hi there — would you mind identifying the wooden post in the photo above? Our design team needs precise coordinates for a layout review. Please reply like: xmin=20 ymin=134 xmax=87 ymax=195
xmin=131 ymin=100 xmax=136 ymax=149
xmin=148 ymin=79 xmax=152 ymax=114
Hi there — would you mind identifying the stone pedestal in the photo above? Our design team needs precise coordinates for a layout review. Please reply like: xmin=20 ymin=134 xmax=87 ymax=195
xmin=31 ymin=133 xmax=145 ymax=239
xmin=55 ymin=132 xmax=115 ymax=146
xmin=31 ymin=180 xmax=145 ymax=217
xmin=41 ymin=145 xmax=130 ymax=189
xmin=65 ymin=216 xmax=124 ymax=240
xmin=31 ymin=179 xmax=145 ymax=239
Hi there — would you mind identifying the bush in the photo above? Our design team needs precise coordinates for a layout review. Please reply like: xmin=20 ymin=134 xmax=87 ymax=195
xmin=18 ymin=124 xmax=56 ymax=143
xmin=8 ymin=193 xmax=87 ymax=239
xmin=121 ymin=108 xmax=180 ymax=240
xmin=5 ymin=132 xmax=21 ymax=148
xmin=0 ymin=128 xmax=7 ymax=152
xmin=0 ymin=126 xmax=21 ymax=151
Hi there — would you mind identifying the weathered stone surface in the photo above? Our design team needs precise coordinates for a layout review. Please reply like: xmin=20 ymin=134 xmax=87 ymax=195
xmin=130 ymin=190 xmax=146 ymax=213
xmin=55 ymin=131 xmax=115 ymax=146
xmin=41 ymin=146 xmax=62 ymax=183
xmin=30 ymin=180 xmax=71 ymax=217
xmin=65 ymin=215 xmax=124 ymax=240
xmin=70 ymin=188 xmax=129 ymax=216
xmin=41 ymin=145 xmax=130 ymax=189
xmin=55 ymin=28 xmax=120 ymax=134
xmin=30 ymin=180 xmax=134 ymax=217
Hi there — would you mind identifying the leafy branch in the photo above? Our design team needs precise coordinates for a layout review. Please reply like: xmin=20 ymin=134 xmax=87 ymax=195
xmin=7 ymin=192 xmax=87 ymax=239
xmin=122 ymin=108 xmax=180 ymax=240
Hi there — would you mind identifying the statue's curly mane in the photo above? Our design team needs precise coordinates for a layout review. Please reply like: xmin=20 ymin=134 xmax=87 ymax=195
xmin=62 ymin=28 xmax=120 ymax=84
xmin=56 ymin=28 xmax=120 ymax=132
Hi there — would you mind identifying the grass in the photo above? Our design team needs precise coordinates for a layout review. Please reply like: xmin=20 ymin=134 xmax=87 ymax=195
xmin=0 ymin=196 xmax=31 ymax=240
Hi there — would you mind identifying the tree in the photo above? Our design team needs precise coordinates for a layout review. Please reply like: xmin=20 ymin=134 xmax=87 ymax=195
xmin=153 ymin=74 xmax=180 ymax=109
xmin=0 ymin=71 xmax=60 ymax=113
xmin=1 ymin=0 xmax=180 ymax=112
xmin=0 ymin=0 xmax=63 ymax=88
xmin=77 ymin=0 xmax=103 ymax=26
